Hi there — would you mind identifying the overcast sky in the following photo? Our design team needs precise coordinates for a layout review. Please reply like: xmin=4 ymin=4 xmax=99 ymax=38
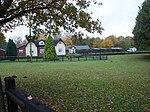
xmin=4 ymin=0 xmax=145 ymax=40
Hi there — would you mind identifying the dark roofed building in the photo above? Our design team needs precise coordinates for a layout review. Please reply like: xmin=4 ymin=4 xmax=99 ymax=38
xmin=66 ymin=45 xmax=90 ymax=54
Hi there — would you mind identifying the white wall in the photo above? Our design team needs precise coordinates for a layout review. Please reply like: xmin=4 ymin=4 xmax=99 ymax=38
xmin=55 ymin=41 xmax=66 ymax=55
xmin=26 ymin=42 xmax=38 ymax=56
xmin=69 ymin=47 xmax=76 ymax=54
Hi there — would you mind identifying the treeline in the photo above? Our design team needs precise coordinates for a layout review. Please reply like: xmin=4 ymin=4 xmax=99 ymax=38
xmin=0 ymin=36 xmax=27 ymax=50
xmin=0 ymin=34 xmax=135 ymax=52
xmin=63 ymin=35 xmax=134 ymax=51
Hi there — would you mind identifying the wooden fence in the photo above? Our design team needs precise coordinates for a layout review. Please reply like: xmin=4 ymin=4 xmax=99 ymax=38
xmin=0 ymin=77 xmax=54 ymax=112
xmin=0 ymin=54 xmax=108 ymax=62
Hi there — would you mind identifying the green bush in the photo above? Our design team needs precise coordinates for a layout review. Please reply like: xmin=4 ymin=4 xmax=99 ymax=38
xmin=66 ymin=53 xmax=73 ymax=60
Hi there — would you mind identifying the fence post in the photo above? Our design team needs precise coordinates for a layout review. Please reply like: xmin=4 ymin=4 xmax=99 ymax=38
xmin=85 ymin=55 xmax=87 ymax=61
xmin=106 ymin=55 xmax=108 ymax=60
xmin=93 ymin=55 xmax=94 ymax=60
xmin=62 ymin=56 xmax=64 ymax=62
xmin=5 ymin=77 xmax=18 ymax=112
xmin=99 ymin=55 xmax=101 ymax=60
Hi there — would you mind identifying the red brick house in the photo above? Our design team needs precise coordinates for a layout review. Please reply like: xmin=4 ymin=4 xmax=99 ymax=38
xmin=0 ymin=49 xmax=6 ymax=57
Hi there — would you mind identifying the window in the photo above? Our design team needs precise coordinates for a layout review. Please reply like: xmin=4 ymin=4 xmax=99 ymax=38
xmin=58 ymin=48 xmax=62 ymax=52
xmin=39 ymin=41 xmax=45 ymax=45
xmin=40 ymin=49 xmax=44 ymax=54
xmin=19 ymin=50 xmax=23 ymax=54
xmin=59 ymin=41 xmax=61 ymax=44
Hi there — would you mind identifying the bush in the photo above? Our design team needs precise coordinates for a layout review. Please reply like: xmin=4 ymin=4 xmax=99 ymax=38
xmin=66 ymin=53 xmax=73 ymax=60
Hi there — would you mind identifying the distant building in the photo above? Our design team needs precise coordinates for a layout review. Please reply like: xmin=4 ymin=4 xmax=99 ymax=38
xmin=66 ymin=45 xmax=90 ymax=54
xmin=92 ymin=47 xmax=123 ymax=52
xmin=0 ymin=49 xmax=5 ymax=57
xmin=18 ymin=38 xmax=66 ymax=57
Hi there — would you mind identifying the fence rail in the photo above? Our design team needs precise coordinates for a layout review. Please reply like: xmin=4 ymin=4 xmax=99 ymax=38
xmin=0 ymin=51 xmax=149 ymax=62
xmin=3 ymin=77 xmax=54 ymax=112
xmin=0 ymin=54 xmax=108 ymax=62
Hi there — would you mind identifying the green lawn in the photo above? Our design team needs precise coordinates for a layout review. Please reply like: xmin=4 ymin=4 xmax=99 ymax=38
xmin=0 ymin=54 xmax=150 ymax=112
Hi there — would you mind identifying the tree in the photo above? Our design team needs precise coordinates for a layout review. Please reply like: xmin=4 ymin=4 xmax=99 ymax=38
xmin=0 ymin=32 xmax=5 ymax=41
xmin=92 ymin=37 xmax=103 ymax=48
xmin=101 ymin=38 xmax=114 ymax=48
xmin=106 ymin=35 xmax=117 ymax=47
xmin=132 ymin=0 xmax=150 ymax=50
xmin=82 ymin=36 xmax=94 ymax=47
xmin=124 ymin=36 xmax=134 ymax=49
xmin=36 ymin=34 xmax=47 ymax=40
xmin=63 ymin=37 xmax=73 ymax=46
xmin=0 ymin=0 xmax=103 ymax=36
xmin=71 ymin=32 xmax=84 ymax=45
xmin=115 ymin=36 xmax=126 ymax=50
xmin=6 ymin=39 xmax=17 ymax=61
xmin=44 ymin=34 xmax=57 ymax=61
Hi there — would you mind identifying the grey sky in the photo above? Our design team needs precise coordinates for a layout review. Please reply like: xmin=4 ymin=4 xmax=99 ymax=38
xmin=87 ymin=0 xmax=145 ymax=38
xmin=4 ymin=0 xmax=145 ymax=40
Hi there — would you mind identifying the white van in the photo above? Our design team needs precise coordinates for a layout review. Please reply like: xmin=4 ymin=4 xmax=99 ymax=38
xmin=127 ymin=47 xmax=137 ymax=52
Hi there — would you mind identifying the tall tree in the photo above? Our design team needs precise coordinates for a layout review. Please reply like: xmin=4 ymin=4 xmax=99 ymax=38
xmin=6 ymin=39 xmax=17 ymax=61
xmin=92 ymin=37 xmax=103 ymax=48
xmin=124 ymin=36 xmax=134 ymax=49
xmin=132 ymin=0 xmax=150 ymax=50
xmin=101 ymin=38 xmax=114 ymax=48
xmin=44 ymin=34 xmax=57 ymax=61
xmin=82 ymin=36 xmax=95 ymax=47
xmin=106 ymin=35 xmax=117 ymax=47
xmin=0 ymin=0 xmax=103 ymax=36
xmin=63 ymin=37 xmax=73 ymax=46
xmin=115 ymin=36 xmax=126 ymax=49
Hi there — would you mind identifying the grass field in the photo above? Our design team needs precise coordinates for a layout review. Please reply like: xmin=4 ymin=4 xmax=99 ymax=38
xmin=0 ymin=54 xmax=150 ymax=112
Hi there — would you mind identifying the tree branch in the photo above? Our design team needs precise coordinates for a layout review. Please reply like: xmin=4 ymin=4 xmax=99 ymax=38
xmin=0 ymin=0 xmax=13 ymax=18
xmin=0 ymin=0 xmax=59 ymax=25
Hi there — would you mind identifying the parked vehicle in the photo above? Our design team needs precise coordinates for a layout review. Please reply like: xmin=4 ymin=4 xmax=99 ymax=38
xmin=127 ymin=47 xmax=137 ymax=52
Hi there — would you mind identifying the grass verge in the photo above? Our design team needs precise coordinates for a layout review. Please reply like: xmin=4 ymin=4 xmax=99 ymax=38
xmin=0 ymin=54 xmax=150 ymax=111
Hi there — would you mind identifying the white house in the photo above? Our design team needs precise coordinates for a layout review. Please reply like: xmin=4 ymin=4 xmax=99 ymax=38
xmin=18 ymin=38 xmax=66 ymax=57
xmin=53 ymin=38 xmax=66 ymax=56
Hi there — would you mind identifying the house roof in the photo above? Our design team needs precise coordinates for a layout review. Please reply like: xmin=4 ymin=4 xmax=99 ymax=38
xmin=75 ymin=45 xmax=90 ymax=50
xmin=34 ymin=38 xmax=65 ymax=46
xmin=34 ymin=40 xmax=45 ymax=46
xmin=0 ymin=48 xmax=5 ymax=52
xmin=53 ymin=38 xmax=66 ymax=46
xmin=17 ymin=38 xmax=66 ymax=49
xmin=17 ymin=45 xmax=26 ymax=49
